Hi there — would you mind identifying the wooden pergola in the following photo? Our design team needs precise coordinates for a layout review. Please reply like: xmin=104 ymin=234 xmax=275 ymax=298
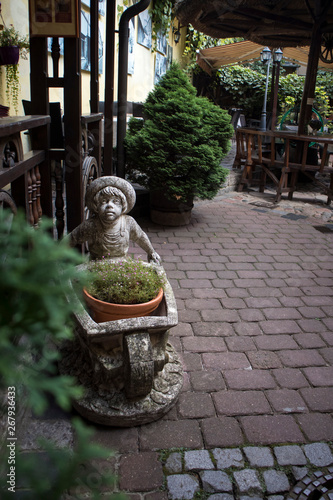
xmin=175 ymin=0 xmax=333 ymax=203
xmin=175 ymin=0 xmax=333 ymax=134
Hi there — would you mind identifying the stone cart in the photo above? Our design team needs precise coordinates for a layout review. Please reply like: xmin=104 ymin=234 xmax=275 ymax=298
xmin=60 ymin=264 xmax=183 ymax=427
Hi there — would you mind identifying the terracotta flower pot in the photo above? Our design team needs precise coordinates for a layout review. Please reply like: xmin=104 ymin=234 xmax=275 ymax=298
xmin=83 ymin=287 xmax=164 ymax=323
xmin=0 ymin=46 xmax=20 ymax=66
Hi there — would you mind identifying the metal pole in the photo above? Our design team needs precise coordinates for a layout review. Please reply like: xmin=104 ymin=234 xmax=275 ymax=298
xmin=260 ymin=60 xmax=271 ymax=131
xmin=116 ymin=0 xmax=151 ymax=178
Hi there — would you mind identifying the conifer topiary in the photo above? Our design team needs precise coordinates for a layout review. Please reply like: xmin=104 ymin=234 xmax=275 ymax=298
xmin=125 ymin=62 xmax=233 ymax=202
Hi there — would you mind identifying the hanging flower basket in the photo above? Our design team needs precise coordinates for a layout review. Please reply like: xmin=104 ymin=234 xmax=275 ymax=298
xmin=0 ymin=46 xmax=19 ymax=66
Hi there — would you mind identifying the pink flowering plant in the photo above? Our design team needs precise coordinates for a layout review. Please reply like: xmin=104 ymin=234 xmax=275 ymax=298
xmin=86 ymin=256 xmax=165 ymax=305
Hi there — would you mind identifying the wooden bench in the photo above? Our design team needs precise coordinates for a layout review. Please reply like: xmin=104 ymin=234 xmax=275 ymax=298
xmin=234 ymin=127 xmax=333 ymax=204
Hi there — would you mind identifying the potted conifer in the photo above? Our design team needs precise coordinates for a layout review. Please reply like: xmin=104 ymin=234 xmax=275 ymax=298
xmin=124 ymin=62 xmax=233 ymax=225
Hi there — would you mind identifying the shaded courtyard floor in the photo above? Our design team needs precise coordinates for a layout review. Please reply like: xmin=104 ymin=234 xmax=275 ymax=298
xmin=18 ymin=181 xmax=333 ymax=499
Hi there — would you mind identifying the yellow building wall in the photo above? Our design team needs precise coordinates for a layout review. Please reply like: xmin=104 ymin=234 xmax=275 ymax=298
xmin=0 ymin=0 xmax=185 ymax=117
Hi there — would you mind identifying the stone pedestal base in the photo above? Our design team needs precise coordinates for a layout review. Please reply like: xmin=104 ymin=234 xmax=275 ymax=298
xmin=59 ymin=340 xmax=183 ymax=427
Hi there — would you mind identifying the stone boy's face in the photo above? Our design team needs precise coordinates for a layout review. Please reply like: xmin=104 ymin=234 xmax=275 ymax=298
xmin=97 ymin=194 xmax=123 ymax=223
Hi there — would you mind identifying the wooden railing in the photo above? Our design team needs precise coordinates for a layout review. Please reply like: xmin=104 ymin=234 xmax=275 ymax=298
xmin=0 ymin=116 xmax=51 ymax=225
xmin=233 ymin=127 xmax=333 ymax=204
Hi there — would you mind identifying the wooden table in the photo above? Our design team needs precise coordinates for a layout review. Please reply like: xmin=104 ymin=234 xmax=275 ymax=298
xmin=234 ymin=127 xmax=333 ymax=204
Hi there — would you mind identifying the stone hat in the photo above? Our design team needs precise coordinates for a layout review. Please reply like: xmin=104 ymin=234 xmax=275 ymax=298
xmin=85 ymin=176 xmax=136 ymax=214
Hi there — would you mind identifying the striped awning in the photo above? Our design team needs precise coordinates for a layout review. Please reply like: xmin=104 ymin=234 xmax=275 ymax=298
xmin=197 ymin=41 xmax=333 ymax=75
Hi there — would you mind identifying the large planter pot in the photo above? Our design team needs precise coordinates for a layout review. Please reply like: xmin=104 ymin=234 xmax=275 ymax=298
xmin=0 ymin=46 xmax=19 ymax=66
xmin=83 ymin=287 xmax=164 ymax=323
xmin=150 ymin=190 xmax=194 ymax=226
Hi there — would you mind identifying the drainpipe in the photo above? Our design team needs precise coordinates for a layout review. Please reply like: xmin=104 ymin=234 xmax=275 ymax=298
xmin=117 ymin=0 xmax=151 ymax=178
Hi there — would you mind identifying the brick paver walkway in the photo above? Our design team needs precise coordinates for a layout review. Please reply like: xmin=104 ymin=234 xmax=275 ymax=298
xmin=18 ymin=190 xmax=333 ymax=499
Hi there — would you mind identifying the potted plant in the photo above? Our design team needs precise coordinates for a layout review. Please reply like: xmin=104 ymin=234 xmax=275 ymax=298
xmin=0 ymin=24 xmax=29 ymax=114
xmin=83 ymin=255 xmax=166 ymax=323
xmin=124 ymin=62 xmax=234 ymax=225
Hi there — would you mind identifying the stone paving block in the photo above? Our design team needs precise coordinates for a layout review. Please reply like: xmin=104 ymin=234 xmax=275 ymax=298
xmin=245 ymin=297 xmax=281 ymax=308
xmin=272 ymin=368 xmax=309 ymax=389
xmin=241 ymin=415 xmax=304 ymax=444
xmin=263 ymin=470 xmax=290 ymax=494
xmin=190 ymin=370 xmax=225 ymax=392
xmin=291 ymin=466 xmax=309 ymax=481
xmin=203 ymin=352 xmax=251 ymax=370
xmin=192 ymin=322 xmax=235 ymax=337
xmin=264 ymin=308 xmax=302 ymax=320
xmin=225 ymin=336 xmax=257 ymax=351
xmin=220 ymin=297 xmax=247 ymax=309
xmin=300 ymin=387 xmax=333 ymax=411
xmin=118 ymin=453 xmax=163 ymax=492
xmin=223 ymin=370 xmax=276 ymax=390
xmin=212 ymin=448 xmax=244 ymax=469
xmin=91 ymin=426 xmax=139 ymax=454
xmin=178 ymin=392 xmax=215 ymax=419
xmin=243 ymin=447 xmax=274 ymax=467
xmin=18 ymin=419 xmax=73 ymax=451
xmin=200 ymin=470 xmax=233 ymax=493
xmin=202 ymin=309 xmax=240 ymax=322
xmin=320 ymin=331 xmax=333 ymax=346
xmin=293 ymin=333 xmax=327 ymax=349
xmin=240 ymin=497 xmax=265 ymax=500
xmin=274 ymin=445 xmax=307 ymax=466
xmin=178 ymin=309 xmax=201 ymax=323
xmin=184 ymin=298 xmax=222 ymax=310
xmin=254 ymin=335 xmax=299 ymax=351
xmin=303 ymin=442 xmax=333 ymax=466
xmin=238 ymin=309 xmax=266 ymax=322
xmin=302 ymin=366 xmax=333 ymax=386
xmin=167 ymin=474 xmax=200 ymax=500
xmin=208 ymin=494 xmax=234 ymax=500
xmin=247 ymin=351 xmax=282 ymax=369
xmin=184 ymin=450 xmax=214 ymax=471
xmin=233 ymin=469 xmax=263 ymax=495
xmin=180 ymin=353 xmax=203 ymax=372
xmin=182 ymin=336 xmax=227 ymax=353
xmin=297 ymin=318 xmax=328 ymax=333
xmin=277 ymin=349 xmax=326 ymax=367
xmin=265 ymin=389 xmax=307 ymax=413
xmin=202 ymin=417 xmax=244 ymax=447
xmin=140 ymin=420 xmax=203 ymax=450
xmin=145 ymin=492 xmax=168 ymax=500
xmin=296 ymin=413 xmax=333 ymax=441
xmin=320 ymin=347 xmax=333 ymax=364
xmin=193 ymin=288 xmax=227 ymax=299
xmin=260 ymin=320 xmax=301 ymax=335
xmin=170 ymin=323 xmax=194 ymax=337
xmin=213 ymin=390 xmax=271 ymax=416
xmin=165 ymin=453 xmax=183 ymax=473
xmin=234 ymin=322 xmax=263 ymax=336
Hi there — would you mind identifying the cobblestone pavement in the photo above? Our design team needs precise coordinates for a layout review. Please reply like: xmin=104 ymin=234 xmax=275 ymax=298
xmin=17 ymin=171 xmax=333 ymax=499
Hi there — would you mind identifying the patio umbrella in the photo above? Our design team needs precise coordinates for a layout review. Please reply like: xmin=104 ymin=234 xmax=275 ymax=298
xmin=175 ymin=0 xmax=333 ymax=133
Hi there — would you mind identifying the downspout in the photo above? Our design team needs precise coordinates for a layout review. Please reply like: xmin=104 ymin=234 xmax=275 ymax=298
xmin=116 ymin=0 xmax=151 ymax=178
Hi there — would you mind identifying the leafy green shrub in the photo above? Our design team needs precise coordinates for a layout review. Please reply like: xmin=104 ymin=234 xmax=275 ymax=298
xmin=218 ymin=64 xmax=266 ymax=118
xmin=125 ymin=62 xmax=233 ymax=202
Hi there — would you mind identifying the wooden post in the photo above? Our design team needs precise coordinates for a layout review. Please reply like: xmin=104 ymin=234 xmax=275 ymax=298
xmin=297 ymin=23 xmax=322 ymax=135
xmin=64 ymin=36 xmax=83 ymax=232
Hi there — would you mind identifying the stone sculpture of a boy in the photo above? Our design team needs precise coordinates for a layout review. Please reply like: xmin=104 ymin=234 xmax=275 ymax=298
xmin=69 ymin=176 xmax=161 ymax=264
